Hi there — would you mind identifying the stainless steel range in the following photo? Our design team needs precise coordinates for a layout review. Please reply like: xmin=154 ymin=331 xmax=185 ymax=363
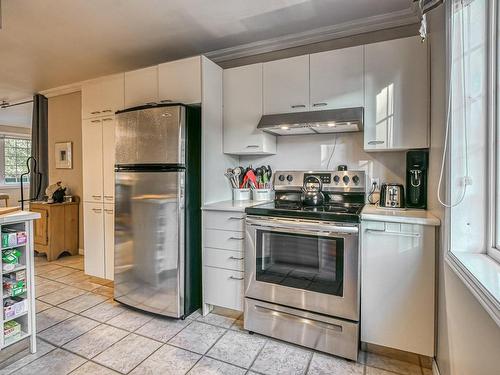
xmin=244 ymin=170 xmax=365 ymax=361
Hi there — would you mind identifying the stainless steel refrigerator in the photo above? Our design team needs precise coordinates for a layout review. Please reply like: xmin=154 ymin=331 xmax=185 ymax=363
xmin=113 ymin=104 xmax=201 ymax=319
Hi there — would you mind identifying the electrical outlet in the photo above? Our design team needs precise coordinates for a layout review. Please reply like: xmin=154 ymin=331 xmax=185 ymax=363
xmin=370 ymin=177 xmax=380 ymax=189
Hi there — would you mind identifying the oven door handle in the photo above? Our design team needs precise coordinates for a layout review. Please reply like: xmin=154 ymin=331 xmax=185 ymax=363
xmin=253 ymin=304 xmax=343 ymax=332
xmin=364 ymin=229 xmax=420 ymax=238
xmin=246 ymin=217 xmax=358 ymax=235
xmin=248 ymin=224 xmax=356 ymax=237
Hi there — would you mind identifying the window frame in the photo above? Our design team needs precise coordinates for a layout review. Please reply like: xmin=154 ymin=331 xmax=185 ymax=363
xmin=0 ymin=133 xmax=32 ymax=188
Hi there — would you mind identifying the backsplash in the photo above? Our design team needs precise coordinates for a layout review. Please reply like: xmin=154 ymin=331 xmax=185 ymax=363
xmin=239 ymin=132 xmax=406 ymax=187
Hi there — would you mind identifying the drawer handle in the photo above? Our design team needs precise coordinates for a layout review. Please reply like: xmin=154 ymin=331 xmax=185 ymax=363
xmin=92 ymin=209 xmax=102 ymax=213
xmin=90 ymin=120 xmax=101 ymax=123
xmin=312 ymin=102 xmax=327 ymax=107
xmin=228 ymin=217 xmax=244 ymax=220
xmin=229 ymin=256 xmax=244 ymax=260
xmin=229 ymin=276 xmax=244 ymax=280
xmin=92 ymin=195 xmax=102 ymax=199
xmin=104 ymin=209 xmax=114 ymax=214
xmin=367 ymin=140 xmax=384 ymax=145
xmin=254 ymin=305 xmax=342 ymax=332
xmin=102 ymin=109 xmax=113 ymax=113
xmin=104 ymin=195 xmax=113 ymax=199
xmin=160 ymin=99 xmax=172 ymax=103
xmin=102 ymin=117 xmax=113 ymax=122
xmin=365 ymin=229 xmax=420 ymax=238
xmin=291 ymin=104 xmax=306 ymax=109
xmin=229 ymin=237 xmax=244 ymax=241
xmin=90 ymin=111 xmax=101 ymax=115
xmin=246 ymin=145 xmax=260 ymax=148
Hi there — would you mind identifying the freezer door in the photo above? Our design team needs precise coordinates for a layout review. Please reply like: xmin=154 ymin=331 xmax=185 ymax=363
xmin=114 ymin=170 xmax=185 ymax=317
xmin=115 ymin=106 xmax=185 ymax=165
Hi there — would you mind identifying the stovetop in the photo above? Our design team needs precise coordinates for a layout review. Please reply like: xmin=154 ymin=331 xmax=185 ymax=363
xmin=246 ymin=201 xmax=364 ymax=223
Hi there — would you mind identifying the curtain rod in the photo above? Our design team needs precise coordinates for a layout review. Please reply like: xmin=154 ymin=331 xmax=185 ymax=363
xmin=0 ymin=100 xmax=34 ymax=109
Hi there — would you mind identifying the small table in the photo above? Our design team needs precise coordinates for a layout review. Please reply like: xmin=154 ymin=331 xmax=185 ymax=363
xmin=0 ymin=194 xmax=9 ymax=206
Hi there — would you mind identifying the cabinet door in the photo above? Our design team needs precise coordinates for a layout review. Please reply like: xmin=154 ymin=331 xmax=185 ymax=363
xmin=64 ymin=204 xmax=79 ymax=252
xmin=31 ymin=207 xmax=48 ymax=245
xmin=263 ymin=55 xmax=309 ymax=114
xmin=203 ymin=266 xmax=243 ymax=311
xmin=364 ymin=36 xmax=429 ymax=150
xmin=158 ymin=56 xmax=201 ymax=104
xmin=82 ymin=119 xmax=103 ymax=203
xmin=124 ymin=66 xmax=159 ymax=108
xmin=100 ymin=74 xmax=124 ymax=115
xmin=361 ymin=221 xmax=435 ymax=356
xmin=310 ymin=46 xmax=364 ymax=110
xmin=81 ymin=80 xmax=102 ymax=119
xmin=223 ymin=64 xmax=276 ymax=155
xmin=102 ymin=117 xmax=116 ymax=203
xmin=104 ymin=203 xmax=114 ymax=281
xmin=83 ymin=203 xmax=105 ymax=278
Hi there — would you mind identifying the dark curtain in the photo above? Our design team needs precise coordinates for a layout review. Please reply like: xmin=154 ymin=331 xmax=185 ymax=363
xmin=30 ymin=94 xmax=49 ymax=200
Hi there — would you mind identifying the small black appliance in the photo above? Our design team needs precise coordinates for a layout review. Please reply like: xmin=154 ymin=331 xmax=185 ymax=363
xmin=406 ymin=149 xmax=428 ymax=209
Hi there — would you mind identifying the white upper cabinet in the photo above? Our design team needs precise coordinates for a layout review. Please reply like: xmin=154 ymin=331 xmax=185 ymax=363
xmin=310 ymin=46 xmax=364 ymax=110
xmin=364 ymin=36 xmax=429 ymax=151
xmin=124 ymin=66 xmax=159 ymax=108
xmin=263 ymin=55 xmax=309 ymax=114
xmin=158 ymin=56 xmax=202 ymax=104
xmin=82 ymin=118 xmax=104 ymax=203
xmin=223 ymin=64 xmax=276 ymax=155
xmin=82 ymin=74 xmax=124 ymax=119
xmin=102 ymin=117 xmax=116 ymax=203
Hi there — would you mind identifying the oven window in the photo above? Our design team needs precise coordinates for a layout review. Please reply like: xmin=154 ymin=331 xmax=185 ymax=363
xmin=255 ymin=230 xmax=344 ymax=296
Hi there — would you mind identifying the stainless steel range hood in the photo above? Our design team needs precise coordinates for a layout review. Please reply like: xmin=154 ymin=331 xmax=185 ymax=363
xmin=257 ymin=107 xmax=363 ymax=136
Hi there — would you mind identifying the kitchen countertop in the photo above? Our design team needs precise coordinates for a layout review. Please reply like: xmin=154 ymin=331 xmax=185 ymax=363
xmin=0 ymin=210 xmax=41 ymax=224
xmin=202 ymin=200 xmax=271 ymax=212
xmin=361 ymin=205 xmax=440 ymax=226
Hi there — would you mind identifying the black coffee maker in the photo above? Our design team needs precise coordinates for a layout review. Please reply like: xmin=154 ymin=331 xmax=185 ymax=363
xmin=406 ymin=150 xmax=428 ymax=209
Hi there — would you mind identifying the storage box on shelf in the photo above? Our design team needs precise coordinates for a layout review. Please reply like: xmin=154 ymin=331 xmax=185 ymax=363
xmin=0 ymin=217 xmax=37 ymax=352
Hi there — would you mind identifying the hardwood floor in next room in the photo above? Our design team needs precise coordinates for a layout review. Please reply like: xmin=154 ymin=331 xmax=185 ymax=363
xmin=0 ymin=254 xmax=431 ymax=375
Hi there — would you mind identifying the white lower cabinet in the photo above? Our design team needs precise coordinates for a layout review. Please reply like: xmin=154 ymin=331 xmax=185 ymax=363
xmin=361 ymin=220 xmax=435 ymax=356
xmin=202 ymin=209 xmax=245 ymax=313
xmin=83 ymin=203 xmax=105 ymax=278
xmin=83 ymin=202 xmax=114 ymax=280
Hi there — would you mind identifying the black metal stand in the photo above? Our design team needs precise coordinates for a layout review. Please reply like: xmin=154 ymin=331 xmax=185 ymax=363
xmin=19 ymin=156 xmax=43 ymax=210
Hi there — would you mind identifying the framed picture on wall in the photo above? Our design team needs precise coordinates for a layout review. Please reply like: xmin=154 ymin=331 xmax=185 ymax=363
xmin=55 ymin=142 xmax=73 ymax=169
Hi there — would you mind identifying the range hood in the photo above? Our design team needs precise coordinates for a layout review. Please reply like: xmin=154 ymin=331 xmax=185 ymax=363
xmin=257 ymin=107 xmax=363 ymax=136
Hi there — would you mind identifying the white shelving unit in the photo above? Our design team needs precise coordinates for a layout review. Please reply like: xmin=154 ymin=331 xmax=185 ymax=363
xmin=0 ymin=212 xmax=39 ymax=353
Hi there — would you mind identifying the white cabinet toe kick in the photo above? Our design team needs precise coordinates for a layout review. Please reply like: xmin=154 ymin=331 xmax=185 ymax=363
xmin=244 ymin=298 xmax=359 ymax=361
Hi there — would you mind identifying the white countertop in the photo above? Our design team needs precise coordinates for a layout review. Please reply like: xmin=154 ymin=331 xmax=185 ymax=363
xmin=0 ymin=210 xmax=40 ymax=224
xmin=361 ymin=205 xmax=440 ymax=226
xmin=202 ymin=200 xmax=270 ymax=212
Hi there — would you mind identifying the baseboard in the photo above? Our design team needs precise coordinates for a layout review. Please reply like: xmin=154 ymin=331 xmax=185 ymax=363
xmin=78 ymin=248 xmax=84 ymax=255
xmin=433 ymin=359 xmax=441 ymax=375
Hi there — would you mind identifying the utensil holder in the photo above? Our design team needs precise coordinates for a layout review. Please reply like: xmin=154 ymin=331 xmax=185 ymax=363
xmin=252 ymin=189 xmax=273 ymax=201
xmin=233 ymin=188 xmax=251 ymax=201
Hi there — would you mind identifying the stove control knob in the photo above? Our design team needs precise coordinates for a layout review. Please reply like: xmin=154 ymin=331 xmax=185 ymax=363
xmin=287 ymin=175 xmax=294 ymax=182
xmin=333 ymin=175 xmax=340 ymax=184
xmin=352 ymin=175 xmax=360 ymax=185
xmin=343 ymin=175 xmax=350 ymax=184
xmin=278 ymin=174 xmax=285 ymax=182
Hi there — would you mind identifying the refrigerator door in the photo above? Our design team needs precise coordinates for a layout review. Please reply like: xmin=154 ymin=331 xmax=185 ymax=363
xmin=115 ymin=106 xmax=185 ymax=165
xmin=114 ymin=169 xmax=185 ymax=317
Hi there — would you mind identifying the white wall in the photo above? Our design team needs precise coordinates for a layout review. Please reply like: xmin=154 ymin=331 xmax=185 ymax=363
xmin=240 ymin=132 xmax=406 ymax=191
xmin=428 ymin=6 xmax=500 ymax=375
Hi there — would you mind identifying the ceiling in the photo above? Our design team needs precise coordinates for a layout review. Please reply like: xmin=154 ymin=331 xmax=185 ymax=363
xmin=0 ymin=0 xmax=416 ymax=125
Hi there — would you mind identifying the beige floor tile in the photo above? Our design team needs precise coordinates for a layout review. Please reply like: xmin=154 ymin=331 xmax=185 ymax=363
xmin=40 ymin=267 xmax=80 ymax=280
xmin=93 ymin=333 xmax=162 ymax=374
xmin=13 ymin=348 xmax=86 ymax=375
xmin=0 ymin=339 xmax=55 ymax=375
xmin=251 ymin=340 xmax=312 ymax=375
xmin=106 ymin=309 xmax=153 ymax=331
xmin=189 ymin=357 xmax=246 ymax=375
xmin=35 ymin=280 xmax=66 ymax=297
xmin=39 ymin=315 xmax=100 ymax=346
xmin=69 ymin=279 xmax=103 ymax=292
xmin=37 ymin=286 xmax=87 ymax=305
xmin=135 ymin=316 xmax=191 ymax=342
xmin=307 ymin=352 xmax=364 ymax=374
xmin=36 ymin=300 xmax=52 ymax=313
xmin=207 ymin=330 xmax=266 ymax=368
xmin=196 ymin=312 xmax=237 ymax=328
xmin=36 ymin=306 xmax=75 ymax=332
xmin=69 ymin=361 xmax=121 ymax=375
xmin=130 ymin=344 xmax=201 ymax=375
xmin=58 ymin=293 xmax=108 ymax=313
xmin=80 ymin=300 xmax=126 ymax=323
xmin=87 ymin=276 xmax=113 ymax=286
xmin=34 ymin=264 xmax=62 ymax=275
xmin=365 ymin=352 xmax=423 ymax=375
xmin=93 ymin=285 xmax=114 ymax=298
xmin=169 ymin=321 xmax=226 ymax=355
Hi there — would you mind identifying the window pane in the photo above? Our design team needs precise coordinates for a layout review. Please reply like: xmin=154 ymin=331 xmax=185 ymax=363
xmin=3 ymin=137 xmax=32 ymax=184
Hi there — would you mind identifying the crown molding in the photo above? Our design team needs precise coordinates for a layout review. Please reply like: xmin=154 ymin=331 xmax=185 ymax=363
xmin=206 ymin=7 xmax=420 ymax=62
xmin=39 ymin=82 xmax=82 ymax=98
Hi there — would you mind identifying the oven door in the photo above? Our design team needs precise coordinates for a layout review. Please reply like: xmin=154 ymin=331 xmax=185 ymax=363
xmin=245 ymin=216 xmax=359 ymax=321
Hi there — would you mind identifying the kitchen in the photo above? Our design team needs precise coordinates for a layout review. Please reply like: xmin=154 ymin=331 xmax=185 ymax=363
xmin=0 ymin=1 xmax=498 ymax=375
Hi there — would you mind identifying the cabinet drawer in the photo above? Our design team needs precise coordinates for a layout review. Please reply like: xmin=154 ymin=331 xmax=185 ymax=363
xmin=203 ymin=266 xmax=243 ymax=311
xmin=204 ymin=229 xmax=244 ymax=251
xmin=204 ymin=248 xmax=244 ymax=271
xmin=204 ymin=211 xmax=245 ymax=232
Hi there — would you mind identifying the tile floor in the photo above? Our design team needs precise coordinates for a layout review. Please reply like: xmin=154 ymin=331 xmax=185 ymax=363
xmin=0 ymin=254 xmax=432 ymax=375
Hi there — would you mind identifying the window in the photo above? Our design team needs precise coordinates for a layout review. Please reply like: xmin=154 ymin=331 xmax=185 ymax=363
xmin=0 ymin=135 xmax=31 ymax=185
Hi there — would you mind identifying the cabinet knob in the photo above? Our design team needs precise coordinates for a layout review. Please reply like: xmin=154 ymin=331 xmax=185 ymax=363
xmin=368 ymin=140 xmax=385 ymax=145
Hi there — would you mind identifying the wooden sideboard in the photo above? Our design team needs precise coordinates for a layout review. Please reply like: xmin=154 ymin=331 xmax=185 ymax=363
xmin=30 ymin=201 xmax=79 ymax=261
